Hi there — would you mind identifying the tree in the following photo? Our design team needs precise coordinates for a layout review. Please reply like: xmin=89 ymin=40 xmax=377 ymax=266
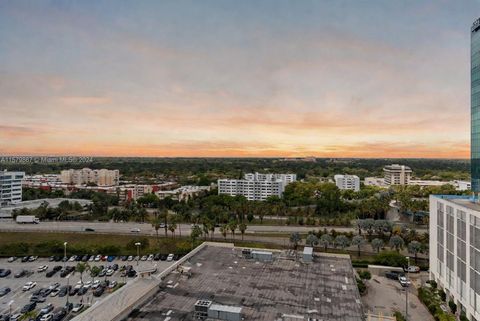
xmin=289 ymin=232 xmax=302 ymax=250
xmin=389 ymin=235 xmax=405 ymax=252
xmin=319 ymin=234 xmax=333 ymax=252
xmin=76 ymin=262 xmax=88 ymax=284
xmin=220 ymin=224 xmax=228 ymax=240
xmin=238 ymin=222 xmax=247 ymax=240
xmin=168 ymin=222 xmax=177 ymax=238
xmin=371 ymin=238 xmax=384 ymax=253
xmin=351 ymin=235 xmax=366 ymax=257
xmin=150 ymin=214 xmax=163 ymax=246
xmin=334 ymin=235 xmax=350 ymax=250
xmin=190 ymin=225 xmax=202 ymax=248
xmin=228 ymin=220 xmax=238 ymax=240
xmin=306 ymin=234 xmax=319 ymax=247
xmin=408 ymin=240 xmax=423 ymax=263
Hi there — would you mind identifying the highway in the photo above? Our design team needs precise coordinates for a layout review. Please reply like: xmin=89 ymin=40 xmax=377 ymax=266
xmin=0 ymin=221 xmax=427 ymax=236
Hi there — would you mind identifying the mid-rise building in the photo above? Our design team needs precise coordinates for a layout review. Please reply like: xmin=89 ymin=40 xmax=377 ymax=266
xmin=383 ymin=164 xmax=412 ymax=185
xmin=334 ymin=174 xmax=360 ymax=192
xmin=60 ymin=168 xmax=119 ymax=186
xmin=218 ymin=173 xmax=296 ymax=201
xmin=0 ymin=170 xmax=25 ymax=207
xmin=429 ymin=195 xmax=480 ymax=320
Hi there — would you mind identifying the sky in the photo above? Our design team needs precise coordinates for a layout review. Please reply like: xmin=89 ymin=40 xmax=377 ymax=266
xmin=0 ymin=0 xmax=479 ymax=158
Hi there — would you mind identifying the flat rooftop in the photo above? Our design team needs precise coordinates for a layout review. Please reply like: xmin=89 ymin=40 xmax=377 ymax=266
xmin=435 ymin=195 xmax=480 ymax=212
xmin=127 ymin=245 xmax=363 ymax=321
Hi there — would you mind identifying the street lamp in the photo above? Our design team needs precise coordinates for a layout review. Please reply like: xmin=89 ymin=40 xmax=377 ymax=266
xmin=406 ymin=256 xmax=410 ymax=321
xmin=135 ymin=242 xmax=141 ymax=266
xmin=66 ymin=274 xmax=71 ymax=307
xmin=63 ymin=242 xmax=68 ymax=269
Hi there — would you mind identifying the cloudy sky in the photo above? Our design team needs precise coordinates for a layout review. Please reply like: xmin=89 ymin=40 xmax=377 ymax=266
xmin=0 ymin=0 xmax=478 ymax=158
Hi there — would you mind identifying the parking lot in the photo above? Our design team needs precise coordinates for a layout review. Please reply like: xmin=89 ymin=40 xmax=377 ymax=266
xmin=0 ymin=254 xmax=178 ymax=320
xmin=362 ymin=272 xmax=433 ymax=321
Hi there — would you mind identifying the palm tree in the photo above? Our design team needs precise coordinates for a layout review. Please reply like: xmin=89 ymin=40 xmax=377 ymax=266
xmin=228 ymin=220 xmax=238 ymax=240
xmin=220 ymin=224 xmax=228 ymax=240
xmin=408 ymin=240 xmax=423 ymax=263
xmin=150 ymin=214 xmax=162 ymax=247
xmin=319 ymin=234 xmax=333 ymax=252
xmin=389 ymin=235 xmax=405 ymax=252
xmin=190 ymin=225 xmax=202 ymax=249
xmin=351 ymin=235 xmax=366 ymax=257
xmin=289 ymin=232 xmax=302 ymax=250
xmin=168 ymin=222 xmax=177 ymax=238
xmin=76 ymin=262 xmax=87 ymax=284
xmin=334 ymin=235 xmax=350 ymax=250
xmin=371 ymin=238 xmax=384 ymax=253
xmin=238 ymin=222 xmax=247 ymax=240
xmin=306 ymin=234 xmax=319 ymax=247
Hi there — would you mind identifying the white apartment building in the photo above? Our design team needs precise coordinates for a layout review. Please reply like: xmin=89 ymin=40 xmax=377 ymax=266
xmin=218 ymin=173 xmax=296 ymax=201
xmin=429 ymin=195 xmax=480 ymax=320
xmin=60 ymin=168 xmax=119 ymax=186
xmin=0 ymin=170 xmax=25 ymax=207
xmin=334 ymin=174 xmax=360 ymax=192
xmin=383 ymin=164 xmax=412 ymax=185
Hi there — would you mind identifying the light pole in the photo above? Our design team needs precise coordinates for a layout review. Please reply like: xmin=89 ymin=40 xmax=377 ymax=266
xmin=66 ymin=274 xmax=71 ymax=307
xmin=406 ymin=256 xmax=409 ymax=321
xmin=63 ymin=242 xmax=68 ymax=269
xmin=135 ymin=242 xmax=141 ymax=266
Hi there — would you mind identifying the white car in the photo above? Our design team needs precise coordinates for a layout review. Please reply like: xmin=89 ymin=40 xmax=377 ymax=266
xmin=167 ymin=254 xmax=174 ymax=262
xmin=50 ymin=288 xmax=60 ymax=297
xmin=94 ymin=255 xmax=102 ymax=262
xmin=108 ymin=280 xmax=118 ymax=289
xmin=106 ymin=269 xmax=114 ymax=276
xmin=68 ymin=255 xmax=76 ymax=262
xmin=83 ymin=280 xmax=92 ymax=288
xmin=147 ymin=254 xmax=154 ymax=261
xmin=88 ymin=256 xmax=95 ymax=262
xmin=40 ymin=313 xmax=53 ymax=321
xmin=10 ymin=314 xmax=21 ymax=321
xmin=140 ymin=255 xmax=148 ymax=261
xmin=127 ymin=256 xmax=133 ymax=261
xmin=130 ymin=228 xmax=141 ymax=233
xmin=72 ymin=303 xmax=84 ymax=313
xmin=37 ymin=265 xmax=48 ymax=272
xmin=398 ymin=275 xmax=411 ymax=287
xmin=92 ymin=280 xmax=101 ymax=289
xmin=22 ymin=281 xmax=37 ymax=291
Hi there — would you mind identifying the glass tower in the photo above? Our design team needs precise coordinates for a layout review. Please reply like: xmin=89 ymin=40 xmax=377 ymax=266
xmin=472 ymin=18 xmax=480 ymax=192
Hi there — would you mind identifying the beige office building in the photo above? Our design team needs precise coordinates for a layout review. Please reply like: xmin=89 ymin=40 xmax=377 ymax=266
xmin=383 ymin=164 xmax=412 ymax=185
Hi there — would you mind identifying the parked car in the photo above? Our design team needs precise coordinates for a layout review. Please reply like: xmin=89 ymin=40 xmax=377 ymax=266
xmin=14 ymin=269 xmax=28 ymax=278
xmin=105 ymin=269 xmax=114 ymax=276
xmin=0 ymin=269 xmax=11 ymax=278
xmin=127 ymin=256 xmax=133 ymax=261
xmin=107 ymin=256 xmax=115 ymax=262
xmin=140 ymin=255 xmax=148 ymax=261
xmin=40 ymin=303 xmax=54 ymax=315
xmin=30 ymin=295 xmax=46 ymax=303
xmin=21 ymin=256 xmax=30 ymax=262
xmin=130 ymin=228 xmax=141 ymax=233
xmin=385 ymin=271 xmax=401 ymax=280
xmin=22 ymin=281 xmax=37 ymax=291
xmin=77 ymin=287 xmax=88 ymax=296
xmin=0 ymin=287 xmax=11 ymax=297
xmin=82 ymin=255 xmax=89 ymax=262
xmin=398 ymin=275 xmax=411 ymax=287
xmin=68 ymin=255 xmax=76 ymax=262
xmin=50 ymin=288 xmax=60 ymax=297
xmin=40 ymin=313 xmax=53 ymax=321
xmin=7 ymin=256 xmax=17 ymax=262
xmin=153 ymin=253 xmax=161 ymax=261
xmin=120 ymin=256 xmax=128 ymax=261
xmin=108 ymin=280 xmax=118 ymax=289
xmin=167 ymin=254 xmax=174 ymax=262
xmin=58 ymin=286 xmax=70 ymax=297
xmin=28 ymin=256 xmax=38 ymax=262
xmin=10 ymin=314 xmax=22 ymax=321
xmin=71 ymin=303 xmax=84 ymax=313
xmin=93 ymin=287 xmax=104 ymax=297
xmin=403 ymin=265 xmax=420 ymax=273
xmin=38 ymin=265 xmax=48 ymax=272
xmin=52 ymin=308 xmax=67 ymax=321
xmin=20 ymin=302 xmax=36 ymax=314
xmin=94 ymin=255 xmax=102 ymax=262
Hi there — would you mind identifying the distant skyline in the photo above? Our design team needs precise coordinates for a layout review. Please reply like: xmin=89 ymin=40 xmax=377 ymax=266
xmin=0 ymin=1 xmax=479 ymax=158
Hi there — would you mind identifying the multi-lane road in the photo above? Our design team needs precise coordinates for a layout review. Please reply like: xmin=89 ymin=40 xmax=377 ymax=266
xmin=0 ymin=220 xmax=427 ymax=237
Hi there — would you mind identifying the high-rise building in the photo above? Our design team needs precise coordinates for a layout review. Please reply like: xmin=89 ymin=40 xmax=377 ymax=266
xmin=0 ymin=170 xmax=25 ymax=207
xmin=218 ymin=173 xmax=296 ymax=201
xmin=334 ymin=174 xmax=360 ymax=192
xmin=60 ymin=168 xmax=119 ymax=186
xmin=473 ymin=17 xmax=480 ymax=193
xmin=428 ymin=18 xmax=480 ymax=321
xmin=383 ymin=164 xmax=412 ymax=185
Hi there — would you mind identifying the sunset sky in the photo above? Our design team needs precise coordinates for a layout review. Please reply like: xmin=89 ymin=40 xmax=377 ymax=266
xmin=0 ymin=0 xmax=478 ymax=158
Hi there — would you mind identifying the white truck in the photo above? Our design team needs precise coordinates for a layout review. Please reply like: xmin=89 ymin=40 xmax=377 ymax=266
xmin=16 ymin=215 xmax=40 ymax=224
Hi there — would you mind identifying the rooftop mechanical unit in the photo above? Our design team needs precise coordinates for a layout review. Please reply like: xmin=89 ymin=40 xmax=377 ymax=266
xmin=303 ymin=247 xmax=313 ymax=262
xmin=251 ymin=250 xmax=273 ymax=262
xmin=207 ymin=303 xmax=242 ymax=321
xmin=242 ymin=248 xmax=252 ymax=259
xmin=193 ymin=300 xmax=212 ymax=320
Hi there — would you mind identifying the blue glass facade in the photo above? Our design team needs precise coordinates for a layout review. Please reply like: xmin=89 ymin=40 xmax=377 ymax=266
xmin=472 ymin=18 xmax=480 ymax=192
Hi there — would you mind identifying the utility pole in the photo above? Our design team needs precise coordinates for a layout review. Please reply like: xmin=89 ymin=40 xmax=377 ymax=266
xmin=135 ymin=242 xmax=141 ymax=266
xmin=406 ymin=256 xmax=409 ymax=321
